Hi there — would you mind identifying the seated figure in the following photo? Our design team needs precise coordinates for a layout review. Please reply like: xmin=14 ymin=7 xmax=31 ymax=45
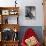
xmin=21 ymin=28 xmax=41 ymax=46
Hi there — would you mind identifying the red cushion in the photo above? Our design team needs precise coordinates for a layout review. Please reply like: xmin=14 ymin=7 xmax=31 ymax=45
xmin=21 ymin=28 xmax=41 ymax=46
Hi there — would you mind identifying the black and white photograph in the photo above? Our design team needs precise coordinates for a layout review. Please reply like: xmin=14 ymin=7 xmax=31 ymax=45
xmin=25 ymin=6 xmax=36 ymax=20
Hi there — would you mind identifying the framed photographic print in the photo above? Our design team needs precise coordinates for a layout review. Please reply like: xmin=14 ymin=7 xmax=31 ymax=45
xmin=2 ymin=10 xmax=9 ymax=15
xmin=25 ymin=6 xmax=36 ymax=20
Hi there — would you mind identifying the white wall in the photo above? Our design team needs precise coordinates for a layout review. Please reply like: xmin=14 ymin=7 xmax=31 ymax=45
xmin=18 ymin=0 xmax=44 ymax=26
xmin=0 ymin=0 xmax=44 ymax=26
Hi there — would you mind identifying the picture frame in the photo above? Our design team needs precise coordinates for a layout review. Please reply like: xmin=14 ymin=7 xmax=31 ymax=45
xmin=25 ymin=6 xmax=36 ymax=20
xmin=2 ymin=10 xmax=9 ymax=15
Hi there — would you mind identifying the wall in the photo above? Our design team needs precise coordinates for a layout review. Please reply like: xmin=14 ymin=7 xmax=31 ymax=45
xmin=18 ymin=0 xmax=44 ymax=26
xmin=0 ymin=0 xmax=44 ymax=26
xmin=18 ymin=26 xmax=44 ymax=44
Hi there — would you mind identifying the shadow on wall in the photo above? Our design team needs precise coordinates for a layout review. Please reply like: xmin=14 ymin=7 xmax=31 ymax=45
xmin=18 ymin=26 xmax=44 ymax=44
